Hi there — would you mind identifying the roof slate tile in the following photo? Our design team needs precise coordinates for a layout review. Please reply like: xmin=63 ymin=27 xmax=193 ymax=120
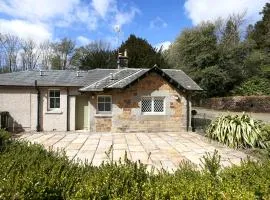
xmin=0 ymin=67 xmax=202 ymax=91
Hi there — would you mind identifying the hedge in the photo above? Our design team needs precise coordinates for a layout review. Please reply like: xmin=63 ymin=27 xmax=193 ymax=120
xmin=0 ymin=129 xmax=270 ymax=199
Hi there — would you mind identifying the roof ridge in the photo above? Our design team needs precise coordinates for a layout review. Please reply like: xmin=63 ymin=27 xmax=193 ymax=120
xmin=80 ymin=68 xmax=126 ymax=91
xmin=162 ymin=68 xmax=184 ymax=71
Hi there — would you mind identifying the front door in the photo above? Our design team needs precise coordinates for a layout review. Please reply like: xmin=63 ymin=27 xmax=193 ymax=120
xmin=75 ymin=96 xmax=89 ymax=130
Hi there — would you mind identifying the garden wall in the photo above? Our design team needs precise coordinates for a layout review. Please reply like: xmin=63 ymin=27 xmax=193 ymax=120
xmin=198 ymin=96 xmax=270 ymax=113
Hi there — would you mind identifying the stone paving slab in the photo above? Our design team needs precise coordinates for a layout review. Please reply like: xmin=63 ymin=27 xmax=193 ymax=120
xmin=19 ymin=131 xmax=251 ymax=171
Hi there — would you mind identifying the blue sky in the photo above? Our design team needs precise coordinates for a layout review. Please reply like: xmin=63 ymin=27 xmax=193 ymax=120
xmin=0 ymin=0 xmax=268 ymax=49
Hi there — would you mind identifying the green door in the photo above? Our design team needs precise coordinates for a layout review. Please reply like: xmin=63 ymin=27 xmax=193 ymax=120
xmin=76 ymin=96 xmax=89 ymax=130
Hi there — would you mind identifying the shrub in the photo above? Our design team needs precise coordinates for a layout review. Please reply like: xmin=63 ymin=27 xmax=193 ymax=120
xmin=200 ymin=149 xmax=221 ymax=177
xmin=206 ymin=113 xmax=268 ymax=148
xmin=232 ymin=77 xmax=270 ymax=96
xmin=1 ymin=139 xmax=270 ymax=199
xmin=0 ymin=129 xmax=11 ymax=149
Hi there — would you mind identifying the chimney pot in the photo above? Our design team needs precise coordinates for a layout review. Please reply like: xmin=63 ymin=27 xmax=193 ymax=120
xmin=118 ymin=50 xmax=128 ymax=69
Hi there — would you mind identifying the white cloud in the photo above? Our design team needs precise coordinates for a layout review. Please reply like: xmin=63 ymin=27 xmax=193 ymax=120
xmin=184 ymin=0 xmax=268 ymax=25
xmin=76 ymin=36 xmax=91 ymax=46
xmin=114 ymin=7 xmax=140 ymax=28
xmin=155 ymin=41 xmax=171 ymax=51
xmin=0 ymin=19 xmax=52 ymax=42
xmin=75 ymin=7 xmax=98 ymax=31
xmin=0 ymin=0 xmax=99 ymax=33
xmin=0 ymin=0 xmax=80 ymax=22
xmin=91 ymin=0 xmax=115 ymax=18
xmin=150 ymin=17 xmax=168 ymax=29
xmin=0 ymin=0 xmax=140 ymax=43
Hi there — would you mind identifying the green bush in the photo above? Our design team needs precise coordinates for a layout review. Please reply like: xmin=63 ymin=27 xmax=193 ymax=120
xmin=206 ymin=113 xmax=269 ymax=148
xmin=0 ymin=129 xmax=11 ymax=149
xmin=232 ymin=77 xmax=270 ymax=96
xmin=1 ymin=140 xmax=270 ymax=199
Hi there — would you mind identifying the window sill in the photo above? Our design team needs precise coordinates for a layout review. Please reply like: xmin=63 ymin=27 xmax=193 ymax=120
xmin=95 ymin=113 xmax=112 ymax=118
xmin=141 ymin=113 xmax=165 ymax=116
xmin=46 ymin=110 xmax=63 ymax=114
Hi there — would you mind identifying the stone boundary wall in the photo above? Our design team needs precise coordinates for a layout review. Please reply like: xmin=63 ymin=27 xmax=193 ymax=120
xmin=198 ymin=96 xmax=270 ymax=113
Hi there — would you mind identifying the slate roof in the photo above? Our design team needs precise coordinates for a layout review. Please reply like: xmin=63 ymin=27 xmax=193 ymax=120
xmin=0 ymin=67 xmax=202 ymax=91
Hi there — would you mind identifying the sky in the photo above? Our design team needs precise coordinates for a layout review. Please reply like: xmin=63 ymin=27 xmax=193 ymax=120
xmin=0 ymin=0 xmax=268 ymax=50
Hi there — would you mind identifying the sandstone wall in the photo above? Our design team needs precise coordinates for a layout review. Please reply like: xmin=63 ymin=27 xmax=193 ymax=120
xmin=90 ymin=72 xmax=188 ymax=132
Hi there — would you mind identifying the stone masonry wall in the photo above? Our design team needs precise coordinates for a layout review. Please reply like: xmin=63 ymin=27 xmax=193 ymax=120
xmin=198 ymin=96 xmax=270 ymax=113
xmin=90 ymin=72 xmax=188 ymax=132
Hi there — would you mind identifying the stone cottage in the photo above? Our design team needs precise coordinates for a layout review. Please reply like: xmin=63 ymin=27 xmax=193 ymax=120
xmin=0 ymin=66 xmax=202 ymax=132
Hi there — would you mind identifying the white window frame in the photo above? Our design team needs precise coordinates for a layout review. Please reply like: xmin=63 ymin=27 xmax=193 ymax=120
xmin=97 ymin=95 xmax=112 ymax=114
xmin=48 ymin=89 xmax=60 ymax=110
xmin=141 ymin=96 xmax=165 ymax=115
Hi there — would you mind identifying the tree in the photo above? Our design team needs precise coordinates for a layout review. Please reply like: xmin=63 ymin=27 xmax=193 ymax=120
xmin=250 ymin=3 xmax=270 ymax=79
xmin=232 ymin=77 xmax=270 ymax=96
xmin=0 ymin=34 xmax=21 ymax=72
xmin=167 ymin=14 xmax=265 ymax=98
xmin=20 ymin=39 xmax=41 ymax=70
xmin=198 ymin=65 xmax=230 ymax=97
xmin=72 ymin=40 xmax=116 ymax=70
xmin=39 ymin=40 xmax=53 ymax=70
xmin=118 ymin=34 xmax=169 ymax=68
xmin=51 ymin=38 xmax=75 ymax=70
xmin=251 ymin=3 xmax=270 ymax=50
xmin=168 ymin=22 xmax=217 ymax=73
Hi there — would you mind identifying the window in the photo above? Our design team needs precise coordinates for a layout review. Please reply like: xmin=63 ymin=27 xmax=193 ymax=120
xmin=48 ymin=90 xmax=60 ymax=109
xmin=97 ymin=95 xmax=112 ymax=113
xmin=141 ymin=97 xmax=165 ymax=114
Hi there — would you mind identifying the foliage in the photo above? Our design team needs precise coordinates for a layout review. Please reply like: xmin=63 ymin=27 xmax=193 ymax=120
xmin=232 ymin=77 xmax=270 ymax=96
xmin=51 ymin=38 xmax=75 ymax=70
xmin=251 ymin=3 xmax=270 ymax=50
xmin=206 ymin=113 xmax=269 ymax=148
xmin=200 ymin=149 xmax=221 ymax=177
xmin=72 ymin=40 xmax=117 ymax=70
xmin=168 ymin=22 xmax=217 ymax=72
xmin=1 ymin=139 xmax=270 ymax=199
xmin=167 ymin=3 xmax=270 ymax=98
xmin=119 ymin=34 xmax=169 ymax=68
xmin=0 ymin=129 xmax=11 ymax=148
xmin=198 ymin=65 xmax=230 ymax=97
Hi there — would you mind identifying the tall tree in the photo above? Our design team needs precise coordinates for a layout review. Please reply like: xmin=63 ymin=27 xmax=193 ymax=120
xmin=51 ymin=38 xmax=75 ymax=70
xmin=20 ymin=39 xmax=41 ymax=70
xmin=39 ymin=40 xmax=53 ymax=70
xmin=0 ymin=34 xmax=21 ymax=72
xmin=168 ymin=22 xmax=218 ymax=73
xmin=72 ymin=40 xmax=116 ymax=70
xmin=118 ymin=34 xmax=169 ymax=68
xmin=251 ymin=3 xmax=270 ymax=50
xmin=250 ymin=3 xmax=270 ymax=79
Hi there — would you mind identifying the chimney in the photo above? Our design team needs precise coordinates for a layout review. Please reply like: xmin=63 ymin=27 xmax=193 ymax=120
xmin=117 ymin=49 xmax=128 ymax=69
xmin=76 ymin=71 xmax=80 ymax=77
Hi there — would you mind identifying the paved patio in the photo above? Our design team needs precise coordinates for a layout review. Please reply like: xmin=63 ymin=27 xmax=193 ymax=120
xmin=19 ymin=131 xmax=249 ymax=172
